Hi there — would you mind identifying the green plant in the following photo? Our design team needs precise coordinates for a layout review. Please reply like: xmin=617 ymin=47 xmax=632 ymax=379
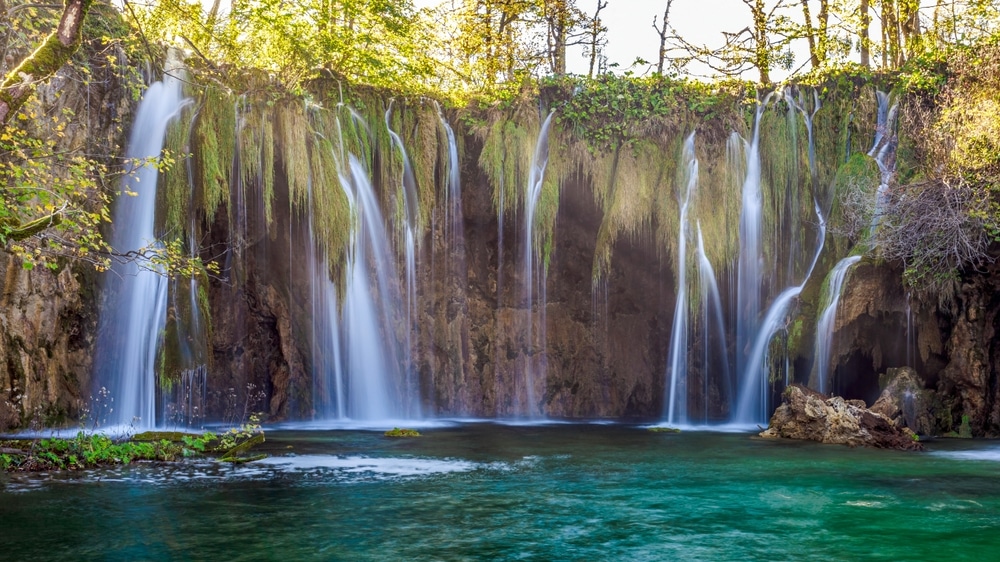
xmin=384 ymin=427 xmax=421 ymax=437
xmin=959 ymin=415 xmax=973 ymax=439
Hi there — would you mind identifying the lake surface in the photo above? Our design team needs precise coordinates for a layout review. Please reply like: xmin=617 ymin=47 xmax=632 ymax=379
xmin=3 ymin=423 xmax=999 ymax=560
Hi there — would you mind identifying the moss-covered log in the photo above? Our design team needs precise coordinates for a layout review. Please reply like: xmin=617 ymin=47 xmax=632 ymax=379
xmin=3 ymin=212 xmax=63 ymax=242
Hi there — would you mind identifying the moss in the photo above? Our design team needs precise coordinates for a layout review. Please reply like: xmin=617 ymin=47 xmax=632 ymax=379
xmin=647 ymin=426 xmax=681 ymax=433
xmin=958 ymin=414 xmax=973 ymax=439
xmin=192 ymin=87 xmax=236 ymax=224
xmin=160 ymin=105 xmax=194 ymax=236
xmin=384 ymin=427 xmax=421 ymax=437
xmin=276 ymin=101 xmax=311 ymax=213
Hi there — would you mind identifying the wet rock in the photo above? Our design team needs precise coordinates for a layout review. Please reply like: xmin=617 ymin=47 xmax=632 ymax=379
xmin=870 ymin=367 xmax=935 ymax=436
xmin=760 ymin=384 xmax=923 ymax=451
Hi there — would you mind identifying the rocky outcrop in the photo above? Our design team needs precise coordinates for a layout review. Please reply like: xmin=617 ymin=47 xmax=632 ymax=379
xmin=829 ymin=257 xmax=1000 ymax=436
xmin=0 ymin=257 xmax=96 ymax=430
xmin=870 ymin=366 xmax=935 ymax=436
xmin=760 ymin=384 xmax=923 ymax=450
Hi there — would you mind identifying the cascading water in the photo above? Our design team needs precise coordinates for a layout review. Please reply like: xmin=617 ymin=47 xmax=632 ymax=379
xmin=521 ymin=111 xmax=555 ymax=417
xmin=696 ymin=223 xmax=731 ymax=423
xmin=734 ymin=200 xmax=826 ymax=424
xmin=92 ymin=68 xmax=187 ymax=429
xmin=735 ymin=96 xmax=772 ymax=385
xmin=385 ymin=103 xmax=421 ymax=418
xmin=812 ymin=255 xmax=861 ymax=394
xmin=307 ymin=161 xmax=347 ymax=419
xmin=439 ymin=106 xmax=464 ymax=260
xmin=335 ymin=156 xmax=406 ymax=420
xmin=869 ymin=91 xmax=898 ymax=232
xmin=665 ymin=132 xmax=698 ymax=425
xmin=311 ymin=266 xmax=346 ymax=419
xmin=785 ymin=88 xmax=821 ymax=183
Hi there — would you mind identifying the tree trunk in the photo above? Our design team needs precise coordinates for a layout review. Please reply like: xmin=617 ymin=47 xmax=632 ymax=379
xmin=547 ymin=0 xmax=567 ymax=75
xmin=753 ymin=0 xmax=770 ymax=84
xmin=800 ymin=0 xmax=819 ymax=68
xmin=587 ymin=0 xmax=607 ymax=78
xmin=817 ymin=0 xmax=829 ymax=63
xmin=654 ymin=0 xmax=673 ymax=75
xmin=860 ymin=0 xmax=870 ymax=67
xmin=0 ymin=0 xmax=94 ymax=127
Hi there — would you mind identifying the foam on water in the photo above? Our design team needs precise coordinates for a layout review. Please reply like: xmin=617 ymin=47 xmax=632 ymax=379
xmin=254 ymin=455 xmax=478 ymax=478
xmin=267 ymin=419 xmax=458 ymax=432
xmin=930 ymin=446 xmax=1000 ymax=462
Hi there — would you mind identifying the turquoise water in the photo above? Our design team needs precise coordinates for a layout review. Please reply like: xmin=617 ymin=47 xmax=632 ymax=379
xmin=2 ymin=424 xmax=999 ymax=560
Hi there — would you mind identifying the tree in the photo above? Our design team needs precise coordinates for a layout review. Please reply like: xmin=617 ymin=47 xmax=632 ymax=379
xmin=0 ymin=0 xmax=93 ymax=127
xmin=586 ymin=0 xmax=608 ymax=77
xmin=541 ymin=0 xmax=590 ymax=75
xmin=652 ymin=0 xmax=673 ymax=75
xmin=659 ymin=0 xmax=795 ymax=84
xmin=860 ymin=0 xmax=871 ymax=67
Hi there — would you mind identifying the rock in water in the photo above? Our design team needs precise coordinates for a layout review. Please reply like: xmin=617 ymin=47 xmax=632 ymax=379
xmin=760 ymin=384 xmax=923 ymax=451
xmin=870 ymin=367 xmax=935 ymax=436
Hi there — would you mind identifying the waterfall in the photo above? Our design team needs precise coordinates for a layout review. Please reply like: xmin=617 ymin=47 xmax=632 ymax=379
xmin=308 ymin=160 xmax=346 ymax=419
xmin=521 ymin=111 xmax=555 ymax=417
xmin=92 ymin=69 xmax=187 ymax=429
xmin=696 ymin=223 xmax=731 ymax=424
xmin=869 ymin=91 xmax=898 ymax=232
xmin=311 ymin=265 xmax=346 ymax=419
xmin=812 ymin=255 xmax=861 ymax=394
xmin=735 ymin=95 xmax=772 ymax=385
xmin=335 ymin=156 xmax=406 ymax=420
xmin=786 ymin=88 xmax=820 ymax=183
xmin=439 ymin=106 xmax=464 ymax=259
xmin=385 ymin=103 xmax=421 ymax=418
xmin=734 ymin=200 xmax=826 ymax=424
xmin=665 ymin=132 xmax=698 ymax=425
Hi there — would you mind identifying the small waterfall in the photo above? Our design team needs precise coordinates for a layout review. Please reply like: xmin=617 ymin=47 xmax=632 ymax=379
xmin=92 ymin=70 xmax=187 ymax=429
xmin=665 ymin=132 xmax=698 ymax=425
xmin=735 ymin=95 xmax=772 ymax=383
xmin=308 ymin=161 xmax=346 ymax=419
xmin=521 ymin=111 xmax=555 ymax=417
xmin=906 ymin=292 xmax=916 ymax=368
xmin=786 ymin=88 xmax=821 ymax=183
xmin=812 ymin=255 xmax=861 ymax=394
xmin=696 ymin=223 xmax=731 ymax=423
xmin=439 ymin=106 xmax=464 ymax=259
xmin=385 ymin=103 xmax=421 ymax=418
xmin=735 ymin=200 xmax=826 ymax=424
xmin=337 ymin=156 xmax=406 ymax=420
xmin=311 ymin=266 xmax=346 ymax=419
xmin=869 ymin=91 xmax=898 ymax=232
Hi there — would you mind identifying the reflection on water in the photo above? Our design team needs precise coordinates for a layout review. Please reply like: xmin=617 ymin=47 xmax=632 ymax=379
xmin=2 ymin=425 xmax=1000 ymax=560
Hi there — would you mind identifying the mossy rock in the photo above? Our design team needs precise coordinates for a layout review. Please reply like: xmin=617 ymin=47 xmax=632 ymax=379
xmin=132 ymin=431 xmax=202 ymax=443
xmin=647 ymin=427 xmax=681 ymax=433
xmin=384 ymin=427 xmax=421 ymax=438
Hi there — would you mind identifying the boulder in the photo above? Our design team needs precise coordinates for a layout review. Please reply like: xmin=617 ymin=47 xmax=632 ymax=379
xmin=870 ymin=367 xmax=935 ymax=435
xmin=760 ymin=384 xmax=923 ymax=451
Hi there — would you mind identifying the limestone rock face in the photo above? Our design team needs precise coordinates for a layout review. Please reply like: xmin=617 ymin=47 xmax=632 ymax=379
xmin=870 ymin=367 xmax=935 ymax=436
xmin=0 ymin=257 xmax=96 ymax=430
xmin=760 ymin=384 xmax=922 ymax=451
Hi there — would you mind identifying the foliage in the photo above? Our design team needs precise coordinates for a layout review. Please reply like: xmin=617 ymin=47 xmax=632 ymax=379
xmin=384 ymin=427 xmax=421 ymax=437
xmin=0 ymin=431 xmax=176 ymax=471
xmin=647 ymin=426 xmax=680 ymax=433
xmin=0 ymin=416 xmax=268 ymax=472
xmin=0 ymin=0 xmax=217 ymax=277
xmin=217 ymin=413 xmax=263 ymax=450
xmin=869 ymin=35 xmax=1000 ymax=291
xmin=130 ymin=0 xmax=438 ymax=94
